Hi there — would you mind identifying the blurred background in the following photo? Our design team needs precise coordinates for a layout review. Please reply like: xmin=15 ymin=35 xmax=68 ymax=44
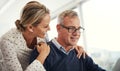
xmin=0 ymin=0 xmax=120 ymax=71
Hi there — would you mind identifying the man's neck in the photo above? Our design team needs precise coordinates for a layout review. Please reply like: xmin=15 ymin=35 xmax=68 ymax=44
xmin=56 ymin=38 xmax=74 ymax=52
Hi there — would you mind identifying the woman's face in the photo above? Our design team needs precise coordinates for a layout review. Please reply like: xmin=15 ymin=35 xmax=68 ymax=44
xmin=32 ymin=14 xmax=50 ymax=38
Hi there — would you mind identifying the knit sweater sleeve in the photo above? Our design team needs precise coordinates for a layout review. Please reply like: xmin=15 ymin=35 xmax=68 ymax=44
xmin=84 ymin=55 xmax=106 ymax=71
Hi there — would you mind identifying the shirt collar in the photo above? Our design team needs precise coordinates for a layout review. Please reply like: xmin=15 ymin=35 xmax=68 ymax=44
xmin=51 ymin=38 xmax=74 ymax=55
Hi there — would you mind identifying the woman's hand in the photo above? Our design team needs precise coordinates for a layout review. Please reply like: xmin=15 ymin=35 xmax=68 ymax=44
xmin=74 ymin=45 xmax=86 ymax=59
xmin=36 ymin=42 xmax=50 ymax=64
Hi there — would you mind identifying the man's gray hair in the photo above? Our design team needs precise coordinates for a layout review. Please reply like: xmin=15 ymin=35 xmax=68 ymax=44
xmin=58 ymin=10 xmax=78 ymax=24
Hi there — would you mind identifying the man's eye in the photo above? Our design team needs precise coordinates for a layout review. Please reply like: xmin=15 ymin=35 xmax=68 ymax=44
xmin=68 ymin=27 xmax=76 ymax=29
xmin=69 ymin=27 xmax=76 ymax=30
xmin=77 ymin=27 xmax=81 ymax=30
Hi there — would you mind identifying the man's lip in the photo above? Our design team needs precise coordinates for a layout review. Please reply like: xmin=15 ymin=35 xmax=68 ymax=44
xmin=71 ymin=37 xmax=79 ymax=39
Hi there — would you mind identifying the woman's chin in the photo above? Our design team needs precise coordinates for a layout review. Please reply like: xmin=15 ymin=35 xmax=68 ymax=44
xmin=39 ymin=35 xmax=46 ymax=38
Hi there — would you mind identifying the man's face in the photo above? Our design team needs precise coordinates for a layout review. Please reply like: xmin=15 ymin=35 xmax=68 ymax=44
xmin=58 ymin=16 xmax=81 ymax=46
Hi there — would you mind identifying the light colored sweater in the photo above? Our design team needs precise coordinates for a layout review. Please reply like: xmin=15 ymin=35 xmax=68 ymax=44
xmin=0 ymin=28 xmax=46 ymax=71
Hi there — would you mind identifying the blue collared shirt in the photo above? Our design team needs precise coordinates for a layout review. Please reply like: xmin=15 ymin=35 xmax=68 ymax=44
xmin=51 ymin=38 xmax=74 ymax=55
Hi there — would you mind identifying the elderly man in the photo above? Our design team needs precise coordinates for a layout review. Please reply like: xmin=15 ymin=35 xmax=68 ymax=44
xmin=30 ymin=10 xmax=106 ymax=71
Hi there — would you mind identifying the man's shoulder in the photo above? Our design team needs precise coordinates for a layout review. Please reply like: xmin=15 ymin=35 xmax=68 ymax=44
xmin=47 ymin=40 xmax=56 ymax=48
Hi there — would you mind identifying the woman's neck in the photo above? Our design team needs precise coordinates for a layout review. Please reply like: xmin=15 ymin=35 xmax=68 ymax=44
xmin=22 ymin=31 xmax=36 ymax=48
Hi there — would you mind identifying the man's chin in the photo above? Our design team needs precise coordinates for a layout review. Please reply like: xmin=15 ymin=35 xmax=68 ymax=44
xmin=71 ymin=40 xmax=78 ymax=44
xmin=71 ymin=42 xmax=77 ymax=46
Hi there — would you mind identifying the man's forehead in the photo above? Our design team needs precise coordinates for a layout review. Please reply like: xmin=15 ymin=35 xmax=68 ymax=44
xmin=63 ymin=17 xmax=80 ymax=26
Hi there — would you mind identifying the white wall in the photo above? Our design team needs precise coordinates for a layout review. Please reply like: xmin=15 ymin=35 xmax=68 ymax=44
xmin=0 ymin=0 xmax=74 ymax=37
xmin=81 ymin=0 xmax=120 ymax=51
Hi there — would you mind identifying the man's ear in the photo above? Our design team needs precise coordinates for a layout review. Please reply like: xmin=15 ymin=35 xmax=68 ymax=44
xmin=56 ymin=24 xmax=61 ymax=31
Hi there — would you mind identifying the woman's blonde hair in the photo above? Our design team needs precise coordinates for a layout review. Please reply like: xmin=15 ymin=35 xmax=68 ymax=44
xmin=15 ymin=1 xmax=50 ymax=31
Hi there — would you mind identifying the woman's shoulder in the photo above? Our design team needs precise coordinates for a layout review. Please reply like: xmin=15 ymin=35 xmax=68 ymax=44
xmin=0 ymin=28 xmax=22 ymax=43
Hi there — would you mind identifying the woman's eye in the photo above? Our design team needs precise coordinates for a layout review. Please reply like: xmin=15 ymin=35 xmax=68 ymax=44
xmin=44 ymin=25 xmax=49 ymax=28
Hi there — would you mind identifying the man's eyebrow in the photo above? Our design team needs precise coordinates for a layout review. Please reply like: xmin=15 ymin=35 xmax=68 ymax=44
xmin=67 ymin=26 xmax=81 ymax=28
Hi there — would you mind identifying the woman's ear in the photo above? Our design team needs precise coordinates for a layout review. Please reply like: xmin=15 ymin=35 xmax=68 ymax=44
xmin=29 ymin=29 xmax=33 ymax=32
xmin=27 ymin=24 xmax=33 ymax=33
